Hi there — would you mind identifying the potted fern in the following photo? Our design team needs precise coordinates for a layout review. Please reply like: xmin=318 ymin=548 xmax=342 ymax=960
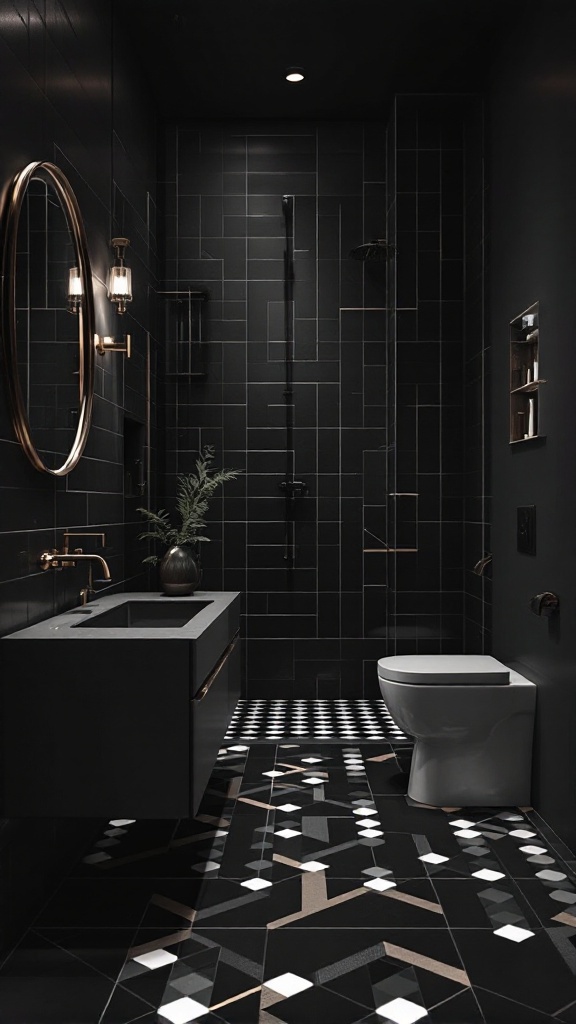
xmin=137 ymin=444 xmax=242 ymax=595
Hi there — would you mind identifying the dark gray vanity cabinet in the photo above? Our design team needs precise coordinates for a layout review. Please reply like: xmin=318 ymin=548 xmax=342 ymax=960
xmin=0 ymin=591 xmax=241 ymax=819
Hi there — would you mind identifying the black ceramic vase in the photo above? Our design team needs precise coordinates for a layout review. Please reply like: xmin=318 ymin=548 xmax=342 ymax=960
xmin=158 ymin=544 xmax=202 ymax=596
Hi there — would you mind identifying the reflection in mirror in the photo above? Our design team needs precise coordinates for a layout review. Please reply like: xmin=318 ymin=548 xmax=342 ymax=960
xmin=1 ymin=161 xmax=95 ymax=476
xmin=15 ymin=176 xmax=80 ymax=470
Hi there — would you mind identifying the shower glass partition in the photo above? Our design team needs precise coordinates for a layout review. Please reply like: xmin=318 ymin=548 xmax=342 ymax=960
xmin=382 ymin=93 xmax=484 ymax=657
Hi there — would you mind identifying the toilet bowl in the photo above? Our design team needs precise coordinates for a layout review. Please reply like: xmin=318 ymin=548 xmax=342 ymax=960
xmin=377 ymin=655 xmax=537 ymax=807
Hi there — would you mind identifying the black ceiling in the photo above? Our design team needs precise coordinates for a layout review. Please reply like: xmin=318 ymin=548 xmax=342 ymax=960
xmin=115 ymin=0 xmax=520 ymax=122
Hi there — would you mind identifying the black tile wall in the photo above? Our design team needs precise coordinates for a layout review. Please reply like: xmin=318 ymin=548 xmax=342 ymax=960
xmin=159 ymin=106 xmax=487 ymax=693
xmin=159 ymin=121 xmax=389 ymax=697
xmin=0 ymin=2 xmax=159 ymax=955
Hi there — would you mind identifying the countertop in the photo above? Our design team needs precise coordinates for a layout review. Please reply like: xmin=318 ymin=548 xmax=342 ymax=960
xmin=2 ymin=591 xmax=240 ymax=641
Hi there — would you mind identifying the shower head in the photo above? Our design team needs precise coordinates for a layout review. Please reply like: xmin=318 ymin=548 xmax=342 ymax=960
xmin=348 ymin=238 xmax=398 ymax=262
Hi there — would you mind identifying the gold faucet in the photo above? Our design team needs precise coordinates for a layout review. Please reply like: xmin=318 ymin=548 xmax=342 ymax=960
xmin=39 ymin=550 xmax=112 ymax=579
xmin=43 ymin=532 xmax=112 ymax=604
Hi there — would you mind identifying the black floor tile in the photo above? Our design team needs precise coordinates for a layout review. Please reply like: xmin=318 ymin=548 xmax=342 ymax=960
xmin=32 ymin=878 xmax=158 ymax=930
xmin=426 ymin=989 xmax=485 ymax=1022
xmin=453 ymin=928 xmax=576 ymax=1018
xmin=473 ymin=986 xmax=573 ymax=1023
xmin=31 ymin=927 xmax=138 ymax=981
xmin=0 ymin=931 xmax=117 ymax=1024
xmin=98 ymin=982 xmax=154 ymax=1023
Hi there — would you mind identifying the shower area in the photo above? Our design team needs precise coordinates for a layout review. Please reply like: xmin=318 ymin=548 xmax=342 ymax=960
xmin=159 ymin=98 xmax=489 ymax=698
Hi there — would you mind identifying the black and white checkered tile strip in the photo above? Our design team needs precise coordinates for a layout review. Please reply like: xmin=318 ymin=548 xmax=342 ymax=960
xmin=224 ymin=699 xmax=410 ymax=743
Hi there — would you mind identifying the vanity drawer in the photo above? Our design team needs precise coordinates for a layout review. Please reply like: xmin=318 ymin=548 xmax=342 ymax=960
xmin=190 ymin=630 xmax=240 ymax=816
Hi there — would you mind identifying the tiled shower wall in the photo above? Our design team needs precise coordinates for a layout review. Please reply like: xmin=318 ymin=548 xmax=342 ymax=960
xmin=159 ymin=109 xmax=488 ymax=695
xmin=384 ymin=95 xmax=489 ymax=655
xmin=159 ymin=121 xmax=391 ymax=697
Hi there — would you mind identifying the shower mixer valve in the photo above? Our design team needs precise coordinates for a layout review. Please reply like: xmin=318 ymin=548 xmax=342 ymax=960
xmin=279 ymin=479 xmax=308 ymax=499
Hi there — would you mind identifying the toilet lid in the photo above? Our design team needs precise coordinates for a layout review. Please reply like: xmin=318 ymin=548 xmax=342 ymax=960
xmin=377 ymin=654 xmax=510 ymax=685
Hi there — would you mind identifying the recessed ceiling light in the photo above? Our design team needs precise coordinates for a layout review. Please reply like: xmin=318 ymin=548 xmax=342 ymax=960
xmin=285 ymin=66 xmax=305 ymax=82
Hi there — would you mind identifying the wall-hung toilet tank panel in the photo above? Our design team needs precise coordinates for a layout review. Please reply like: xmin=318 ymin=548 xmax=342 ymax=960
xmin=377 ymin=654 xmax=511 ymax=685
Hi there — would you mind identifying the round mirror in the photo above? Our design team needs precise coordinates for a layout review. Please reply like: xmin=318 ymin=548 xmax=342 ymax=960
xmin=1 ymin=161 xmax=95 ymax=475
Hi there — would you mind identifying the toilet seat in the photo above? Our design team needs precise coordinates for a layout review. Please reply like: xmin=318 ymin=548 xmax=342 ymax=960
xmin=378 ymin=654 xmax=510 ymax=686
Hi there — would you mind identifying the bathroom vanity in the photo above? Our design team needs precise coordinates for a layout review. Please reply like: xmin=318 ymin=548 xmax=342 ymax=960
xmin=0 ymin=591 xmax=241 ymax=818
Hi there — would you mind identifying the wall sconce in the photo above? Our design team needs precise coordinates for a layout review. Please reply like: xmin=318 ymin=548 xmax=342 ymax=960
xmin=107 ymin=237 xmax=132 ymax=314
xmin=67 ymin=266 xmax=82 ymax=313
xmin=94 ymin=334 xmax=131 ymax=358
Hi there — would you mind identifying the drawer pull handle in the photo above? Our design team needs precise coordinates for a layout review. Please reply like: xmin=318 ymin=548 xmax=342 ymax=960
xmin=196 ymin=630 xmax=240 ymax=702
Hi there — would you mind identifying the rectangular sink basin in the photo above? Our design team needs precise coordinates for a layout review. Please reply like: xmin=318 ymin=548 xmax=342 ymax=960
xmin=73 ymin=600 xmax=213 ymax=628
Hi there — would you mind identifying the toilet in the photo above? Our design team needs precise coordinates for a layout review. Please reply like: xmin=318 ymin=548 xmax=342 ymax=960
xmin=377 ymin=655 xmax=537 ymax=807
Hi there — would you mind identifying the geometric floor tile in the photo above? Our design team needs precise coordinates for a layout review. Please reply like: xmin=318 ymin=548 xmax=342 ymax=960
xmin=1 ymin=701 xmax=576 ymax=1024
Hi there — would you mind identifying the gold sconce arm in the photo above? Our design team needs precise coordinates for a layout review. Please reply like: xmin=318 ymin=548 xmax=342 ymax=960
xmin=94 ymin=333 xmax=131 ymax=357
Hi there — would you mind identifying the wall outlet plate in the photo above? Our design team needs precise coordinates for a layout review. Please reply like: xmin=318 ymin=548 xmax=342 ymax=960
xmin=517 ymin=505 xmax=536 ymax=555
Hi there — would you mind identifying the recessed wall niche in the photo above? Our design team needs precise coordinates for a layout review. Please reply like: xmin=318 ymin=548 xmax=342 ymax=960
xmin=159 ymin=288 xmax=208 ymax=378
xmin=509 ymin=301 xmax=546 ymax=444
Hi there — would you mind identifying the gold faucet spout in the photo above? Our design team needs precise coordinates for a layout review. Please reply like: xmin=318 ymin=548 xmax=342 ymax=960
xmin=40 ymin=550 xmax=112 ymax=579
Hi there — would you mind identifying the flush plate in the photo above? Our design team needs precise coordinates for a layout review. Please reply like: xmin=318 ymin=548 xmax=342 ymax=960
xmin=517 ymin=505 xmax=536 ymax=555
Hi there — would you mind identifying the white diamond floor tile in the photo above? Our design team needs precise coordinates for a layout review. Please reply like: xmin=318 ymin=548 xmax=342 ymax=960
xmin=264 ymin=972 xmax=313 ymax=997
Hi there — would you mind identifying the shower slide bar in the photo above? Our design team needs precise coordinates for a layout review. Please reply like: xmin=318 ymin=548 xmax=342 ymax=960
xmin=279 ymin=194 xmax=308 ymax=568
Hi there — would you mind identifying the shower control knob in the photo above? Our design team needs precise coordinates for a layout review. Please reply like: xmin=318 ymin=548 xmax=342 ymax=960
xmin=279 ymin=479 xmax=308 ymax=499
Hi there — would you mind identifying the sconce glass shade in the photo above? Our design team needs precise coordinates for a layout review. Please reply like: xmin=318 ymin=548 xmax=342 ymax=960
xmin=107 ymin=237 xmax=132 ymax=315
xmin=107 ymin=264 xmax=132 ymax=313
xmin=67 ymin=266 xmax=82 ymax=312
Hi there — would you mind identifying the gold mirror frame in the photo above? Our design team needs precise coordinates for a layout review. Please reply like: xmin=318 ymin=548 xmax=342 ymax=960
xmin=0 ymin=160 xmax=95 ymax=476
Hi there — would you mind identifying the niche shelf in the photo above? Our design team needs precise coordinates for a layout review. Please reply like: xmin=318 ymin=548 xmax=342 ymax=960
xmin=159 ymin=288 xmax=209 ymax=378
xmin=509 ymin=301 xmax=546 ymax=445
